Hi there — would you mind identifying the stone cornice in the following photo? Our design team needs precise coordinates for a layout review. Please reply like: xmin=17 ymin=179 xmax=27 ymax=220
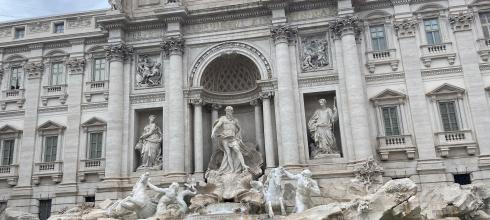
xmin=0 ymin=32 xmax=104 ymax=49
xmin=96 ymin=14 xmax=130 ymax=31
xmin=154 ymin=6 xmax=189 ymax=23
xmin=0 ymin=9 xmax=105 ymax=28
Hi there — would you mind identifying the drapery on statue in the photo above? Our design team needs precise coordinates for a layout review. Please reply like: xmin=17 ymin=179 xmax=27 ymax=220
xmin=135 ymin=115 xmax=162 ymax=169
xmin=210 ymin=106 xmax=250 ymax=174
xmin=308 ymin=98 xmax=338 ymax=157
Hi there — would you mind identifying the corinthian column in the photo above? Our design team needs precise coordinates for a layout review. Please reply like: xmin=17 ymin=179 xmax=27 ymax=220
xmin=330 ymin=17 xmax=373 ymax=160
xmin=271 ymin=25 xmax=301 ymax=168
xmin=260 ymin=91 xmax=276 ymax=169
xmin=250 ymin=99 xmax=265 ymax=162
xmin=104 ymin=43 xmax=133 ymax=179
xmin=161 ymin=36 xmax=186 ymax=178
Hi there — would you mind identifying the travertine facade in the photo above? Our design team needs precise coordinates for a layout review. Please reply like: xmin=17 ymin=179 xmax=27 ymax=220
xmin=0 ymin=0 xmax=490 ymax=218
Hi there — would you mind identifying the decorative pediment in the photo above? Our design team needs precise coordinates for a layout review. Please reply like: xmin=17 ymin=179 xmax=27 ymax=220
xmin=371 ymin=89 xmax=406 ymax=101
xmin=82 ymin=117 xmax=106 ymax=127
xmin=38 ymin=120 xmax=65 ymax=131
xmin=0 ymin=125 xmax=21 ymax=134
xmin=427 ymin=83 xmax=465 ymax=97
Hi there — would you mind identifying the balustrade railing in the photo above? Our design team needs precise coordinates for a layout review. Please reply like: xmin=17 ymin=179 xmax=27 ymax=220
xmin=435 ymin=130 xmax=474 ymax=146
xmin=421 ymin=42 xmax=454 ymax=56
xmin=2 ymin=89 xmax=25 ymax=100
xmin=378 ymin=135 xmax=413 ymax=149
xmin=34 ymin=161 xmax=62 ymax=173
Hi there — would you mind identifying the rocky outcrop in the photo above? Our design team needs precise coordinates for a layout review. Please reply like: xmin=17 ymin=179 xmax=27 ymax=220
xmin=1 ymin=208 xmax=39 ymax=220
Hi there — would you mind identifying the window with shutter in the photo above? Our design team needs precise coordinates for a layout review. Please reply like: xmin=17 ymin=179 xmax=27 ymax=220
xmin=424 ymin=18 xmax=442 ymax=45
xmin=44 ymin=136 xmax=58 ymax=162
xmin=480 ymin=12 xmax=490 ymax=39
xmin=370 ymin=25 xmax=387 ymax=51
xmin=1 ymin=140 xmax=14 ymax=166
xmin=88 ymin=132 xmax=103 ymax=159
xmin=438 ymin=101 xmax=459 ymax=131
xmin=382 ymin=106 xmax=401 ymax=136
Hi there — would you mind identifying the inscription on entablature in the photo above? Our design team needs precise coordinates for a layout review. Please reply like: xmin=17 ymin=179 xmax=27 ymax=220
xmin=67 ymin=17 xmax=92 ymax=29
xmin=185 ymin=16 xmax=271 ymax=33
xmin=138 ymin=0 xmax=160 ymax=7
xmin=289 ymin=8 xmax=336 ymax=22
xmin=126 ymin=29 xmax=164 ymax=42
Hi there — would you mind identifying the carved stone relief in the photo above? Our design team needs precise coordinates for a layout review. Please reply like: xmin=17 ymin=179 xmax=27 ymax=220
xmin=0 ymin=28 xmax=11 ymax=38
xmin=127 ymin=29 xmax=164 ymax=42
xmin=300 ymin=35 xmax=329 ymax=71
xmin=29 ymin=22 xmax=50 ymax=33
xmin=136 ymin=55 xmax=162 ymax=88
xmin=66 ymin=17 xmax=92 ymax=29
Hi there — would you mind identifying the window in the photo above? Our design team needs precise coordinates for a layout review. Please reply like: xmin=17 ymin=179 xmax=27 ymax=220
xmin=1 ymin=139 xmax=14 ymax=166
xmin=85 ymin=196 xmax=95 ymax=203
xmin=39 ymin=199 xmax=52 ymax=220
xmin=424 ymin=18 xmax=442 ymax=45
xmin=44 ymin=136 xmax=58 ymax=162
xmin=0 ymin=201 xmax=6 ymax=213
xmin=14 ymin=27 xmax=25 ymax=39
xmin=92 ymin=58 xmax=106 ymax=81
xmin=370 ymin=25 xmax=387 ymax=51
xmin=439 ymin=101 xmax=459 ymax=132
xmin=88 ymin=132 xmax=103 ymax=159
xmin=10 ymin=67 xmax=23 ymax=90
xmin=54 ymin=22 xmax=64 ymax=34
xmin=480 ymin=12 xmax=490 ymax=39
xmin=51 ymin=62 xmax=64 ymax=85
xmin=382 ymin=106 xmax=401 ymax=136
xmin=453 ymin=174 xmax=471 ymax=185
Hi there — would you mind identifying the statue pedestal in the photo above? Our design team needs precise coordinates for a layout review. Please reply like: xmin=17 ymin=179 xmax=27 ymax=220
xmin=206 ymin=171 xmax=253 ymax=200
xmin=313 ymin=153 xmax=341 ymax=160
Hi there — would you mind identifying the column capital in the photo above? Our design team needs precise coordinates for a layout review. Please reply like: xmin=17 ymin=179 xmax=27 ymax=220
xmin=161 ymin=36 xmax=185 ymax=56
xmin=449 ymin=11 xmax=474 ymax=32
xmin=393 ymin=18 xmax=419 ymax=38
xmin=330 ymin=16 xmax=362 ymax=37
xmin=190 ymin=98 xmax=204 ymax=106
xmin=270 ymin=25 xmax=298 ymax=44
xmin=104 ymin=43 xmax=134 ymax=62
xmin=250 ymin=99 xmax=261 ymax=106
xmin=66 ymin=58 xmax=86 ymax=75
xmin=25 ymin=61 xmax=44 ymax=79
xmin=211 ymin=103 xmax=222 ymax=110
xmin=259 ymin=91 xmax=274 ymax=99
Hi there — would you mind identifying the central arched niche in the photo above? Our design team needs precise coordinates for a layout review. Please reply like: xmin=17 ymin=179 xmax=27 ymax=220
xmin=200 ymin=54 xmax=261 ymax=93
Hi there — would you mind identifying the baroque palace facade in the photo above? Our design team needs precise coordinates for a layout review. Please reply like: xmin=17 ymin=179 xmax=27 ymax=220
xmin=0 ymin=0 xmax=490 ymax=217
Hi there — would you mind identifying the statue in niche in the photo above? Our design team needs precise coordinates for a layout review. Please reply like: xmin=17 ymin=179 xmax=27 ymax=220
xmin=136 ymin=56 xmax=162 ymax=87
xmin=108 ymin=0 xmax=123 ymax=11
xmin=135 ymin=115 xmax=162 ymax=169
xmin=210 ymin=106 xmax=250 ymax=174
xmin=308 ymin=98 xmax=339 ymax=158
xmin=302 ymin=38 xmax=329 ymax=71
xmin=282 ymin=168 xmax=321 ymax=213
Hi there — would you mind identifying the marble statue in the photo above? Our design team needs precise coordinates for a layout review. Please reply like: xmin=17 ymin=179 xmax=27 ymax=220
xmin=302 ymin=38 xmax=329 ymax=71
xmin=263 ymin=167 xmax=286 ymax=217
xmin=282 ymin=168 xmax=321 ymax=213
xmin=210 ymin=106 xmax=250 ymax=174
xmin=108 ymin=0 xmax=123 ymax=11
xmin=308 ymin=98 xmax=338 ymax=158
xmin=147 ymin=181 xmax=197 ymax=217
xmin=136 ymin=56 xmax=162 ymax=87
xmin=106 ymin=172 xmax=156 ymax=219
xmin=135 ymin=115 xmax=162 ymax=169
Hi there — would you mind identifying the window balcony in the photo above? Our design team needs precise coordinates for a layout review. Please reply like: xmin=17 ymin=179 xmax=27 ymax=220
xmin=41 ymin=84 xmax=68 ymax=106
xmin=477 ymin=38 xmax=490 ymax=62
xmin=366 ymin=49 xmax=399 ymax=73
xmin=0 ymin=89 xmax=25 ymax=110
xmin=377 ymin=135 xmax=416 ymax=161
xmin=78 ymin=158 xmax=105 ymax=182
xmin=435 ymin=130 xmax=477 ymax=157
xmin=32 ymin=161 xmax=63 ymax=185
xmin=420 ymin=42 xmax=456 ymax=67
xmin=84 ymin=81 xmax=109 ymax=102
xmin=0 ymin=164 xmax=19 ymax=186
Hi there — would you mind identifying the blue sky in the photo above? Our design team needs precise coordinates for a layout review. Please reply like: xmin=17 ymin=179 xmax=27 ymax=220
xmin=0 ymin=0 xmax=110 ymax=22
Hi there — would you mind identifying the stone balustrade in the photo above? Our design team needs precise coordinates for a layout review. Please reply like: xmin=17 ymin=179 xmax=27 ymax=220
xmin=78 ymin=158 xmax=105 ymax=182
xmin=84 ymin=80 xmax=109 ymax=102
xmin=435 ymin=130 xmax=477 ymax=157
xmin=477 ymin=38 xmax=490 ymax=62
xmin=41 ymin=84 xmax=68 ymax=106
xmin=32 ymin=161 xmax=63 ymax=184
xmin=377 ymin=134 xmax=416 ymax=160
xmin=366 ymin=49 xmax=399 ymax=73
xmin=420 ymin=42 xmax=456 ymax=67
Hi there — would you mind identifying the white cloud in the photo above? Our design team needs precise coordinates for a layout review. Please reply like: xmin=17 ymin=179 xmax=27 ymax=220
xmin=0 ymin=0 xmax=109 ymax=22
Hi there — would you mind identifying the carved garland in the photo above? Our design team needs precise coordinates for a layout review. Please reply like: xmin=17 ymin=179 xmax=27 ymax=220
xmin=66 ymin=58 xmax=86 ymax=75
xmin=393 ymin=18 xmax=419 ymax=38
xmin=24 ymin=62 xmax=44 ymax=79
xmin=449 ymin=11 xmax=474 ymax=31
xmin=190 ymin=42 xmax=272 ymax=83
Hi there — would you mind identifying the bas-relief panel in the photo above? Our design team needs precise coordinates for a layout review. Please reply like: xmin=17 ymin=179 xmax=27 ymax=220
xmin=0 ymin=28 xmax=11 ymax=38
xmin=289 ymin=8 xmax=337 ymax=22
xmin=29 ymin=22 xmax=50 ymax=33
xmin=126 ymin=29 xmax=164 ymax=42
xmin=138 ymin=0 xmax=160 ymax=7
xmin=184 ymin=16 xmax=271 ymax=34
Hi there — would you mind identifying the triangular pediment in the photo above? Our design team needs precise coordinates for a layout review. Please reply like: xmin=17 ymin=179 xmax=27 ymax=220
xmin=0 ymin=125 xmax=20 ymax=134
xmin=81 ymin=117 xmax=106 ymax=127
xmin=427 ymin=83 xmax=465 ymax=96
xmin=38 ymin=121 xmax=65 ymax=131
xmin=371 ymin=89 xmax=406 ymax=101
